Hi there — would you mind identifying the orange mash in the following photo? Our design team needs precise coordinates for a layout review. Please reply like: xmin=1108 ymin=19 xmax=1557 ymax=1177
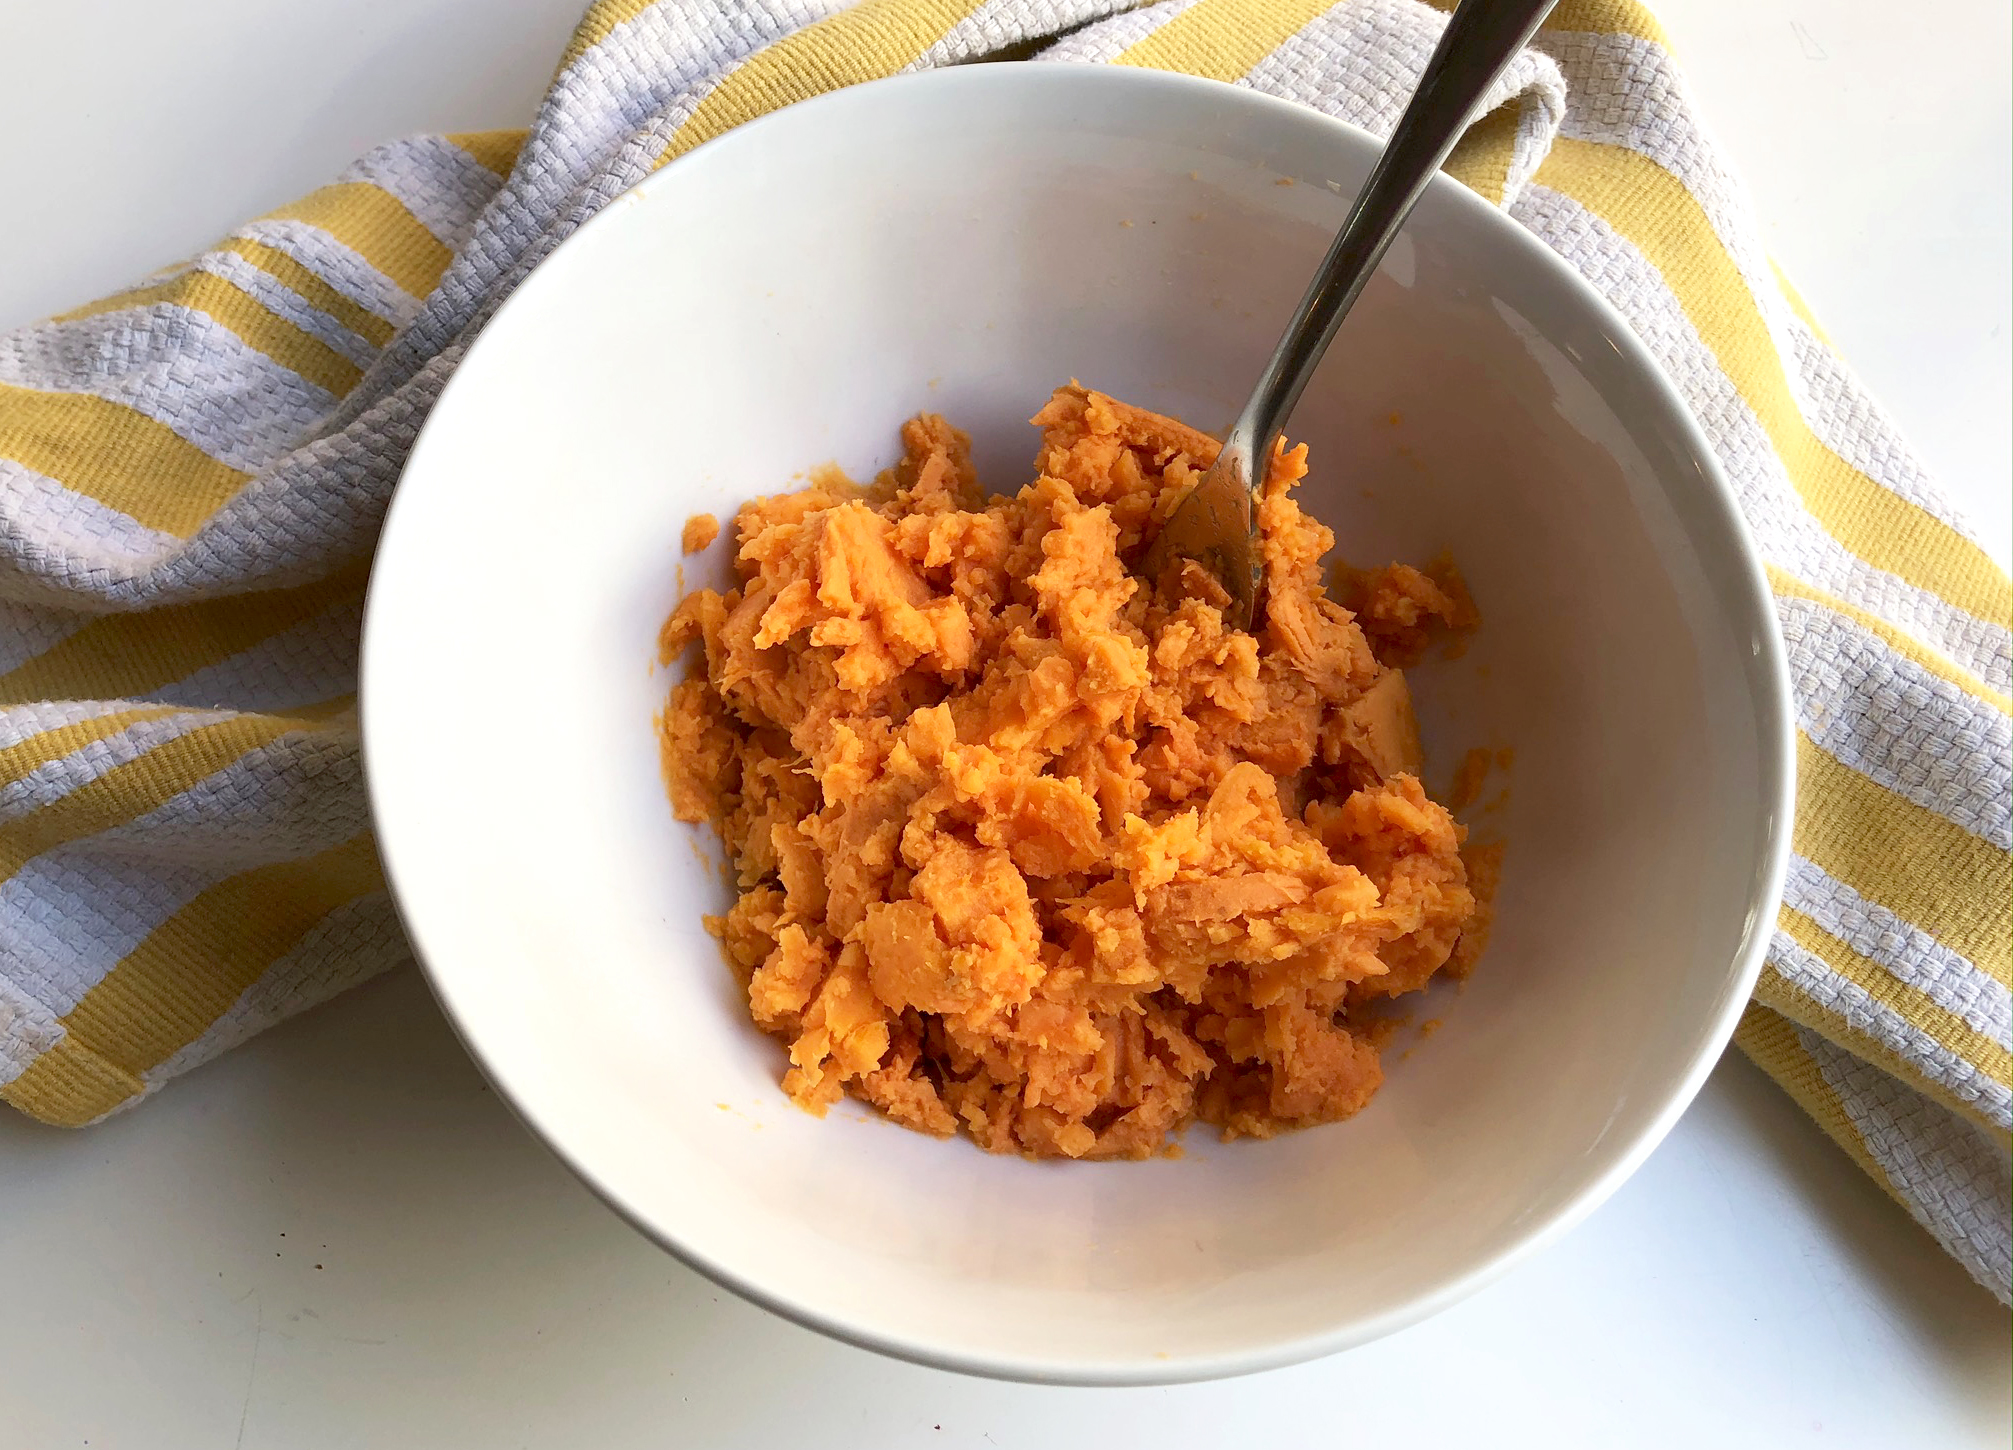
xmin=658 ymin=385 xmax=1481 ymax=1159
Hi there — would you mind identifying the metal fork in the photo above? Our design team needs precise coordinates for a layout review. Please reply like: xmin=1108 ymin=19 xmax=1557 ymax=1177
xmin=1137 ymin=0 xmax=1558 ymax=630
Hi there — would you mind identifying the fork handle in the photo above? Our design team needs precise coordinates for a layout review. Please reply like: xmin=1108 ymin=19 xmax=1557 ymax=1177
xmin=1228 ymin=0 xmax=1558 ymax=462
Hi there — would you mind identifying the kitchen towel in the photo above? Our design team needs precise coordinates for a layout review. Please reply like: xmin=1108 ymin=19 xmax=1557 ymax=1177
xmin=0 ymin=0 xmax=2006 ymax=1300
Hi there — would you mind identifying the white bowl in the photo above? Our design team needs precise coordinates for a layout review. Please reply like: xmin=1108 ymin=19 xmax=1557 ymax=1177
xmin=362 ymin=64 xmax=1794 ymax=1385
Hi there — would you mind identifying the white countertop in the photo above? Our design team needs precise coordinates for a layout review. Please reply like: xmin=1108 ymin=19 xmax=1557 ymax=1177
xmin=1 ymin=3 xmax=2006 ymax=1446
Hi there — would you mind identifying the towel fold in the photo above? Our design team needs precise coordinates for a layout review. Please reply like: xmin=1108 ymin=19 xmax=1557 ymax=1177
xmin=1 ymin=0 xmax=2005 ymax=1300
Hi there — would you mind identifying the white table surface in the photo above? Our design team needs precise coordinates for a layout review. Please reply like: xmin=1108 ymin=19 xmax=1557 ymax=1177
xmin=0 ymin=3 xmax=2006 ymax=1446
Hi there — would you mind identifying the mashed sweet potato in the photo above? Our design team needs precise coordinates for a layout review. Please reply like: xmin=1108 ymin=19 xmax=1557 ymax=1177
xmin=658 ymin=385 xmax=1481 ymax=1159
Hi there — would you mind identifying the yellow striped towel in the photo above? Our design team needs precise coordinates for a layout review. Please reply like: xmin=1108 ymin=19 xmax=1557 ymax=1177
xmin=1 ymin=0 xmax=2006 ymax=1299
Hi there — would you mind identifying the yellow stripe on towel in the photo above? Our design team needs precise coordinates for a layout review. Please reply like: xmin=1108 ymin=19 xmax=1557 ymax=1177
xmin=1765 ymin=913 xmax=2011 ymax=1131
xmin=0 ymin=382 xmax=250 ymax=537
xmin=1535 ymin=138 xmax=2011 ymax=630
xmin=1767 ymin=566 xmax=2011 ymax=715
xmin=0 ymin=699 xmax=355 ymax=888
xmin=52 ymin=268 xmax=362 ymax=398
xmin=0 ymin=565 xmax=367 ymax=707
xmin=1418 ymin=0 xmax=1668 ymax=46
xmin=262 ymin=183 xmax=456 ymax=302
xmin=1733 ymin=1002 xmax=1896 ymax=1189
xmin=650 ymin=0 xmax=1000 ymax=170
xmin=0 ymin=831 xmax=385 ymax=1127
xmin=559 ymin=0 xmax=662 ymax=74
xmin=1794 ymin=735 xmax=2013 ymax=987
xmin=1441 ymin=101 xmax=1525 ymax=205
xmin=219 ymin=237 xmax=399 ymax=348
xmin=0 ymin=707 xmax=181 ymax=790
xmin=1114 ymin=0 xmax=1337 ymax=81
xmin=448 ymin=129 xmax=530 ymax=180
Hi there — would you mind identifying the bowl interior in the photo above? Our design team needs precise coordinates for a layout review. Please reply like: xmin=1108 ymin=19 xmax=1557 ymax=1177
xmin=363 ymin=66 xmax=1788 ymax=1383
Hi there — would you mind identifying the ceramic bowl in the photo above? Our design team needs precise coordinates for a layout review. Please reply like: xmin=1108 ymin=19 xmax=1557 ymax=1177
xmin=362 ymin=64 xmax=1794 ymax=1385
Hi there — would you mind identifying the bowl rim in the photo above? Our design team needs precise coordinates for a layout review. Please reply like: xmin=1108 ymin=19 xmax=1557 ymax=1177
xmin=361 ymin=61 xmax=1797 ymax=1387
